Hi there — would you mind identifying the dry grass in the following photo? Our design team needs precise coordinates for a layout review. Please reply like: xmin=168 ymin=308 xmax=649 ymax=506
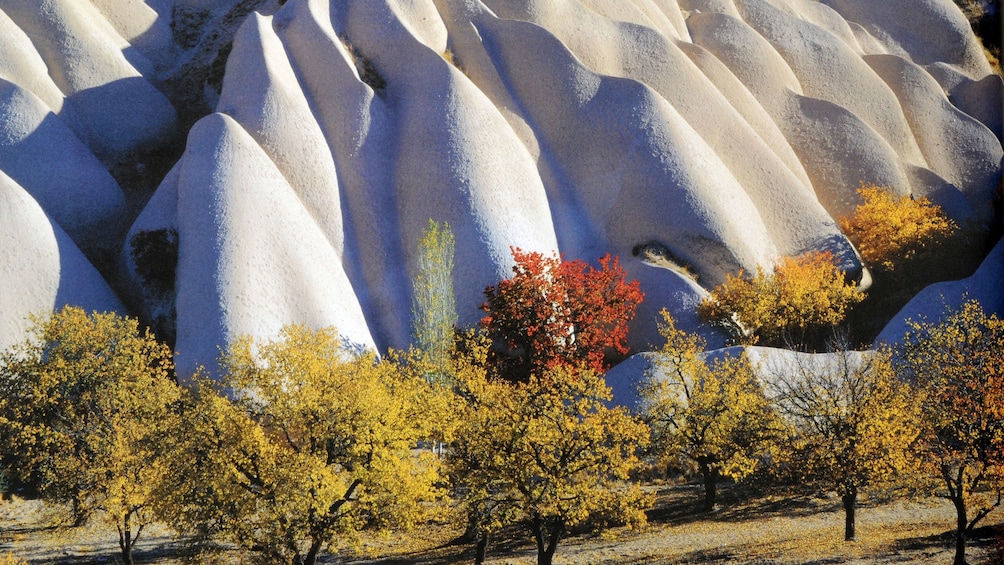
xmin=441 ymin=48 xmax=461 ymax=70
xmin=0 ymin=485 xmax=1000 ymax=564
xmin=982 ymin=43 xmax=1001 ymax=75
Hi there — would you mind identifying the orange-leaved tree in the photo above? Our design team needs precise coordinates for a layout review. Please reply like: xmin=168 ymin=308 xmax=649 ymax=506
xmin=897 ymin=300 xmax=1004 ymax=565
xmin=838 ymin=184 xmax=962 ymax=340
xmin=697 ymin=251 xmax=863 ymax=349
xmin=838 ymin=183 xmax=956 ymax=273
xmin=481 ymin=249 xmax=643 ymax=382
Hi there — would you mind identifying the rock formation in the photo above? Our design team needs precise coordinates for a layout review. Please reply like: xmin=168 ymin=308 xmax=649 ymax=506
xmin=0 ymin=0 xmax=999 ymax=374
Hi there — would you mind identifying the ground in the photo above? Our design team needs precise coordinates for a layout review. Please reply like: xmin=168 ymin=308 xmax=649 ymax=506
xmin=1 ymin=483 xmax=1000 ymax=564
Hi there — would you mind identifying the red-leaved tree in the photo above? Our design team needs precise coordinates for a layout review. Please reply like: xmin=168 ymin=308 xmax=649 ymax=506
xmin=481 ymin=249 xmax=643 ymax=382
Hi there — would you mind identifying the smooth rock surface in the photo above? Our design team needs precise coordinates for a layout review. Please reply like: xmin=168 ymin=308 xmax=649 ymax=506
xmin=0 ymin=0 xmax=999 ymax=374
xmin=0 ymin=171 xmax=124 ymax=353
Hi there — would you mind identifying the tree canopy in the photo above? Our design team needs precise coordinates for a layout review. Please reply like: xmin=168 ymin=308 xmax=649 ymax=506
xmin=155 ymin=326 xmax=450 ymax=565
xmin=481 ymin=249 xmax=643 ymax=382
xmin=449 ymin=332 xmax=650 ymax=565
xmin=766 ymin=348 xmax=920 ymax=541
xmin=897 ymin=300 xmax=1004 ymax=565
xmin=697 ymin=251 xmax=864 ymax=349
xmin=0 ymin=307 xmax=179 ymax=565
xmin=411 ymin=219 xmax=457 ymax=382
xmin=640 ymin=310 xmax=780 ymax=511
xmin=839 ymin=184 xmax=956 ymax=273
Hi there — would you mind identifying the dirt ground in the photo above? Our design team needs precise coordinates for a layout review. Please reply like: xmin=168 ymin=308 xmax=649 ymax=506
xmin=0 ymin=484 xmax=1001 ymax=564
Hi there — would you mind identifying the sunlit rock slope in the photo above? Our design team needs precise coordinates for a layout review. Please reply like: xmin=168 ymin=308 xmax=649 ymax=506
xmin=0 ymin=0 xmax=1000 ymax=374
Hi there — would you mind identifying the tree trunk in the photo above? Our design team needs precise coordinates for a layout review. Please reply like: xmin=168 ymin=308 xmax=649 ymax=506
xmin=531 ymin=518 xmax=563 ymax=565
xmin=474 ymin=531 xmax=489 ymax=565
xmin=303 ymin=535 xmax=324 ymax=565
xmin=118 ymin=515 xmax=135 ymax=565
xmin=700 ymin=460 xmax=718 ymax=512
xmin=953 ymin=494 xmax=968 ymax=565
xmin=841 ymin=489 xmax=857 ymax=541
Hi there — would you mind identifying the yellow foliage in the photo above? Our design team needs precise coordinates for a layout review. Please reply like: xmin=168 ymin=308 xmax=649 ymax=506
xmin=450 ymin=334 xmax=651 ymax=563
xmin=640 ymin=310 xmax=782 ymax=510
xmin=0 ymin=307 xmax=179 ymax=565
xmin=898 ymin=300 xmax=1004 ymax=562
xmin=766 ymin=348 xmax=921 ymax=540
xmin=156 ymin=326 xmax=451 ymax=565
xmin=839 ymin=184 xmax=956 ymax=272
xmin=771 ymin=350 xmax=920 ymax=488
xmin=698 ymin=252 xmax=864 ymax=347
xmin=0 ymin=554 xmax=25 ymax=565
xmin=411 ymin=219 xmax=457 ymax=384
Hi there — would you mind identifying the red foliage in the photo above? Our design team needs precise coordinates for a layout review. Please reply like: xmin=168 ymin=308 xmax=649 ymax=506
xmin=481 ymin=249 xmax=644 ymax=382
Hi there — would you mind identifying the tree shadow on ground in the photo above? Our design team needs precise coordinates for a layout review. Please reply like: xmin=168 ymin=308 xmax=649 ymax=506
xmin=889 ymin=523 xmax=1004 ymax=565
xmin=891 ymin=529 xmax=953 ymax=552
xmin=646 ymin=483 xmax=839 ymax=527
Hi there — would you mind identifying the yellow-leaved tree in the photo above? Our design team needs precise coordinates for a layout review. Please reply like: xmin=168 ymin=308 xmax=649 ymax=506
xmin=155 ymin=326 xmax=452 ymax=565
xmin=838 ymin=183 xmax=962 ymax=338
xmin=411 ymin=219 xmax=457 ymax=383
xmin=697 ymin=251 xmax=864 ymax=349
xmin=639 ymin=310 xmax=782 ymax=512
xmin=0 ymin=307 xmax=179 ymax=565
xmin=839 ymin=183 xmax=956 ymax=273
xmin=765 ymin=348 xmax=921 ymax=542
xmin=449 ymin=331 xmax=651 ymax=565
xmin=897 ymin=300 xmax=1004 ymax=565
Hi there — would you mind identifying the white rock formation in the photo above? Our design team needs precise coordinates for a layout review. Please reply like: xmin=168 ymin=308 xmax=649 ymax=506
xmin=0 ymin=79 xmax=128 ymax=254
xmin=607 ymin=344 xmax=876 ymax=411
xmin=876 ymin=236 xmax=1004 ymax=346
xmin=0 ymin=170 xmax=124 ymax=353
xmin=0 ymin=0 xmax=999 ymax=375
xmin=0 ymin=0 xmax=177 ymax=166
xmin=171 ymin=113 xmax=376 ymax=376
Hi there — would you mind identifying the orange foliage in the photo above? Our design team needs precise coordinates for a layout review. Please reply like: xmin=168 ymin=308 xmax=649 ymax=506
xmin=899 ymin=300 xmax=1004 ymax=565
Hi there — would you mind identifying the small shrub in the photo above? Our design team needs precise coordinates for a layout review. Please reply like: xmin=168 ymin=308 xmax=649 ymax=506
xmin=130 ymin=228 xmax=179 ymax=296
xmin=441 ymin=48 xmax=466 ymax=74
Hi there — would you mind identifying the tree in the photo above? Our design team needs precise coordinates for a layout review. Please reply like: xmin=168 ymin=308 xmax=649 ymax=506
xmin=481 ymin=249 xmax=643 ymax=382
xmin=765 ymin=348 xmax=921 ymax=541
xmin=0 ymin=307 xmax=179 ymax=565
xmin=897 ymin=300 xmax=1004 ymax=565
xmin=411 ymin=219 xmax=457 ymax=383
xmin=156 ymin=326 xmax=450 ymax=565
xmin=838 ymin=184 xmax=963 ymax=341
xmin=697 ymin=251 xmax=864 ymax=349
xmin=838 ymin=183 xmax=956 ymax=273
xmin=449 ymin=333 xmax=650 ymax=565
xmin=640 ymin=310 xmax=781 ymax=511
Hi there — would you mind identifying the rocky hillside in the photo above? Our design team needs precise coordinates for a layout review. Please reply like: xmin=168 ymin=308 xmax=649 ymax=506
xmin=0 ymin=0 xmax=1000 ymax=375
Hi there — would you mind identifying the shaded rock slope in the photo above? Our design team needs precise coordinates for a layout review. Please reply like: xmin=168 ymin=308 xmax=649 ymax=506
xmin=0 ymin=0 xmax=1000 ymax=374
